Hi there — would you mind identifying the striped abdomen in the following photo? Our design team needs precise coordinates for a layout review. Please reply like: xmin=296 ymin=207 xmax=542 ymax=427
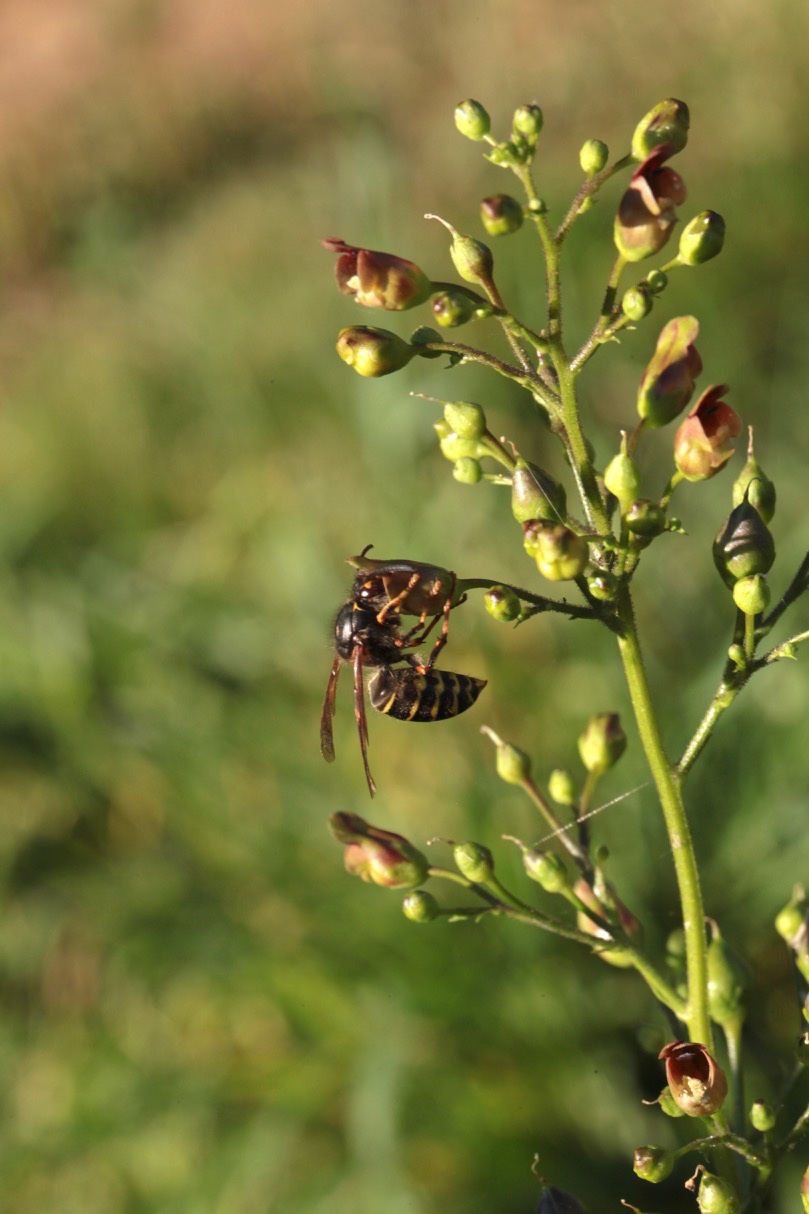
xmin=368 ymin=666 xmax=486 ymax=722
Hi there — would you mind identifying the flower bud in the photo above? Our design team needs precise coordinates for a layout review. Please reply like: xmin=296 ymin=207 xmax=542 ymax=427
xmin=453 ymin=840 xmax=495 ymax=883
xmin=480 ymin=193 xmax=524 ymax=236
xmin=434 ymin=421 xmax=483 ymax=462
xmin=631 ymin=99 xmax=690 ymax=160
xmin=425 ymin=214 xmax=494 ymax=289
xmin=706 ymin=924 xmax=747 ymax=1027
xmin=512 ymin=103 xmax=543 ymax=143
xmin=523 ymin=848 xmax=569 ymax=893
xmin=733 ymin=430 xmax=776 ymax=523
xmin=646 ymin=268 xmax=668 ymax=294
xmin=673 ymin=385 xmax=741 ymax=481
xmin=658 ymin=1084 xmax=687 ymax=1118
xmin=775 ymin=886 xmax=807 ymax=943
xmin=330 ymin=813 xmax=429 ymax=889
xmin=484 ymin=585 xmax=522 ymax=623
xmin=633 ymin=1144 xmax=675 ymax=1183
xmin=511 ymin=462 xmax=567 ymax=524
xmin=454 ymin=99 xmax=491 ymax=141
xmin=586 ymin=569 xmax=617 ymax=601
xmin=431 ymin=289 xmax=484 ymax=328
xmin=624 ymin=499 xmax=666 ymax=537
xmin=453 ymin=457 xmax=482 ymax=484
xmin=615 ymin=145 xmax=686 ymax=262
xmin=322 ymin=238 xmax=432 ymax=310
xmin=732 ymin=574 xmax=770 ymax=616
xmin=523 ymin=520 xmax=589 ymax=582
xmin=621 ymin=284 xmax=652 ymax=321
xmin=749 ymin=1099 xmax=776 ymax=1133
xmin=548 ymin=768 xmax=576 ymax=806
xmin=603 ymin=448 xmax=642 ymax=513
xmin=696 ymin=1170 xmax=740 ymax=1213
xmin=580 ymin=138 xmax=609 ymax=175
xmin=336 ymin=325 xmax=416 ymax=377
xmin=659 ymin=1040 xmax=728 ymax=1117
xmin=403 ymin=890 xmax=440 ymax=923
xmin=481 ymin=724 xmax=532 ymax=784
xmin=444 ymin=399 xmax=486 ymax=439
xmin=578 ymin=713 xmax=627 ymax=775
xmin=713 ymin=499 xmax=776 ymax=586
xmin=637 ymin=315 xmax=702 ymax=427
xmin=678 ymin=210 xmax=726 ymax=265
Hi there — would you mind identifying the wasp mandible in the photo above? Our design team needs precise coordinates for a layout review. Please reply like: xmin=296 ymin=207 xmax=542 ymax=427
xmin=321 ymin=549 xmax=486 ymax=796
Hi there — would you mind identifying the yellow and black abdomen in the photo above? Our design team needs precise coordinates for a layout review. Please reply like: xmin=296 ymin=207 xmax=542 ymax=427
xmin=368 ymin=666 xmax=486 ymax=722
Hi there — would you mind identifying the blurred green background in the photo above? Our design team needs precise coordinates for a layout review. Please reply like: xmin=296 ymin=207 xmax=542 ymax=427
xmin=1 ymin=1 xmax=808 ymax=1211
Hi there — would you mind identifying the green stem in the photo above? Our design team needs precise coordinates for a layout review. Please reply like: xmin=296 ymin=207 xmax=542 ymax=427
xmin=615 ymin=586 xmax=712 ymax=1045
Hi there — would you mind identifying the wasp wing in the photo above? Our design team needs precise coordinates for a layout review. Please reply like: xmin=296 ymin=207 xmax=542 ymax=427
xmin=320 ymin=654 xmax=341 ymax=763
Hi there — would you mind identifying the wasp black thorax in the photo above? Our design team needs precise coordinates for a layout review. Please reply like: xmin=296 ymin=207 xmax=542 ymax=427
xmin=321 ymin=550 xmax=486 ymax=796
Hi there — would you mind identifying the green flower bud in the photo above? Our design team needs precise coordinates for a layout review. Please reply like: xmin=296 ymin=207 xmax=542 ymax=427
xmin=659 ymin=1041 xmax=728 ymax=1117
xmin=621 ymin=284 xmax=652 ymax=321
xmin=431 ymin=289 xmax=483 ymax=328
xmin=434 ymin=421 xmax=483 ymax=462
xmin=579 ymin=138 xmax=609 ymax=175
xmin=484 ymin=585 xmax=522 ymax=622
xmin=548 ymin=768 xmax=576 ymax=806
xmin=453 ymin=840 xmax=495 ymax=883
xmin=454 ymin=98 xmax=491 ymax=141
xmin=696 ymin=1170 xmax=740 ymax=1213
xmin=706 ymin=925 xmax=747 ymax=1028
xmin=658 ymin=1084 xmax=687 ymax=1118
xmin=480 ymin=724 xmax=532 ymax=784
xmin=512 ymin=103 xmax=543 ymax=143
xmin=408 ymin=325 xmax=443 ymax=357
xmin=678 ymin=210 xmax=726 ymax=265
xmin=713 ymin=499 xmax=776 ymax=586
xmin=480 ymin=193 xmax=524 ymax=236
xmin=624 ymin=499 xmax=666 ymax=538
xmin=733 ymin=430 xmax=776 ymax=523
xmin=646 ymin=268 xmax=668 ymax=294
xmin=586 ymin=569 xmax=618 ymax=601
xmin=403 ymin=890 xmax=441 ymax=923
xmin=732 ymin=573 xmax=770 ymax=616
xmin=603 ymin=448 xmax=642 ymax=513
xmin=511 ymin=461 xmax=567 ymax=523
xmin=633 ymin=1144 xmax=675 ymax=1183
xmin=775 ymin=886 xmax=807 ymax=943
xmin=444 ymin=399 xmax=486 ymax=439
xmin=749 ymin=1099 xmax=776 ymax=1133
xmin=523 ymin=520 xmax=589 ymax=582
xmin=523 ymin=848 xmax=569 ymax=893
xmin=452 ymin=457 xmax=482 ymax=484
xmin=637 ymin=315 xmax=702 ymax=427
xmin=330 ymin=812 xmax=429 ymax=889
xmin=336 ymin=325 xmax=416 ymax=377
xmin=578 ymin=713 xmax=627 ymax=775
xmin=674 ymin=385 xmax=742 ymax=481
xmin=425 ymin=214 xmax=494 ymax=288
xmin=631 ymin=98 xmax=690 ymax=161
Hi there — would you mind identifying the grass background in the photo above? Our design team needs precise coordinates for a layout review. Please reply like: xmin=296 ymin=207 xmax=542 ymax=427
xmin=1 ymin=1 xmax=808 ymax=1211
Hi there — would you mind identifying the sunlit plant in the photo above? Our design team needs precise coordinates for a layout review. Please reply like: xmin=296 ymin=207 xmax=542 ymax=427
xmin=321 ymin=98 xmax=809 ymax=1212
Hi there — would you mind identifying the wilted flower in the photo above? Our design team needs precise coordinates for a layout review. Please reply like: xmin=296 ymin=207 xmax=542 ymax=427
xmin=659 ymin=1040 xmax=728 ymax=1117
xmin=322 ymin=237 xmax=432 ymax=311
xmin=329 ymin=812 xmax=429 ymax=889
xmin=673 ymin=385 xmax=742 ymax=480
xmin=637 ymin=315 xmax=702 ymax=428
xmin=614 ymin=144 xmax=687 ymax=262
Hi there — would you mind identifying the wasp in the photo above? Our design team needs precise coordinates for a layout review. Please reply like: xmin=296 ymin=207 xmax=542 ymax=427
xmin=320 ymin=550 xmax=487 ymax=796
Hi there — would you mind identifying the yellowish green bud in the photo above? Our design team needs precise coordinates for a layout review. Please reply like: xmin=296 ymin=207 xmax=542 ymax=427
xmin=523 ymin=848 xmax=569 ymax=893
xmin=631 ymin=98 xmax=690 ymax=161
xmin=523 ymin=520 xmax=588 ymax=581
xmin=484 ymin=585 xmax=521 ymax=623
xmin=749 ymin=1100 xmax=776 ymax=1133
xmin=453 ymin=840 xmax=495 ymax=883
xmin=732 ymin=573 xmax=770 ymax=616
xmin=452 ymin=457 xmax=482 ymax=484
xmin=706 ymin=925 xmax=747 ymax=1027
xmin=444 ymin=399 xmax=486 ymax=439
xmin=548 ymin=768 xmax=576 ymax=806
xmin=336 ymin=325 xmax=416 ymax=377
xmin=678 ymin=210 xmax=726 ymax=265
xmin=578 ymin=713 xmax=627 ymax=775
xmin=434 ymin=421 xmax=483 ymax=462
xmin=733 ymin=430 xmax=776 ymax=523
xmin=431 ymin=289 xmax=483 ymax=328
xmin=480 ymin=193 xmax=524 ymax=236
xmin=646 ymin=268 xmax=668 ymax=294
xmin=586 ymin=570 xmax=617 ymax=601
xmin=454 ymin=99 xmax=491 ymax=141
xmin=696 ymin=1170 xmax=740 ymax=1213
xmin=512 ymin=103 xmax=543 ymax=143
xmin=621 ymin=284 xmax=652 ymax=321
xmin=624 ymin=500 xmax=666 ymax=538
xmin=775 ymin=886 xmax=807 ymax=942
xmin=426 ymin=213 xmax=494 ymax=288
xmin=579 ymin=138 xmax=608 ymax=175
xmin=658 ymin=1084 xmax=687 ymax=1118
xmin=603 ymin=447 xmax=642 ymax=513
xmin=633 ymin=1145 xmax=675 ymax=1183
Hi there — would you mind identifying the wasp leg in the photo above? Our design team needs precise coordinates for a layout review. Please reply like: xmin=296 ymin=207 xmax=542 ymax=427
xmin=375 ymin=571 xmax=423 ymax=625
xmin=352 ymin=646 xmax=377 ymax=797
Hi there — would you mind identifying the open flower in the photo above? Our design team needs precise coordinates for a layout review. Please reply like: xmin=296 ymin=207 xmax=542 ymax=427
xmin=674 ymin=385 xmax=741 ymax=480
xmin=614 ymin=144 xmax=687 ymax=262
xmin=329 ymin=812 xmax=429 ymax=890
xmin=322 ymin=238 xmax=432 ymax=310
xmin=637 ymin=315 xmax=702 ymax=428
xmin=659 ymin=1040 xmax=728 ymax=1117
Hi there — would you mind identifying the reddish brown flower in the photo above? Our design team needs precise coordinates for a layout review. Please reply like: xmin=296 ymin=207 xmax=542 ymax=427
xmin=322 ymin=238 xmax=432 ymax=310
xmin=614 ymin=144 xmax=687 ymax=262
xmin=329 ymin=812 xmax=429 ymax=890
xmin=659 ymin=1040 xmax=728 ymax=1117
xmin=674 ymin=385 xmax=742 ymax=481
xmin=637 ymin=315 xmax=702 ymax=428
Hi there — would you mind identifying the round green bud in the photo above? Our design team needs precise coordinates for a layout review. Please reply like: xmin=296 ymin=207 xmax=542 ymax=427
xmin=431 ymin=290 xmax=480 ymax=329
xmin=621 ymin=285 xmax=652 ymax=322
xmin=579 ymin=138 xmax=609 ymax=175
xmin=679 ymin=210 xmax=726 ymax=265
xmin=527 ymin=196 xmax=548 ymax=215
xmin=480 ymin=193 xmax=524 ymax=236
xmin=646 ymin=268 xmax=668 ymax=295
xmin=444 ymin=399 xmax=486 ymax=439
xmin=523 ymin=520 xmax=588 ymax=581
xmin=523 ymin=848 xmax=569 ymax=893
xmin=511 ymin=461 xmax=566 ymax=524
xmin=484 ymin=585 xmax=522 ymax=623
xmin=336 ymin=325 xmax=415 ymax=377
xmin=658 ymin=1084 xmax=687 ymax=1118
xmin=696 ymin=1171 xmax=740 ymax=1213
xmin=749 ymin=1099 xmax=776 ymax=1133
xmin=434 ymin=424 xmax=481 ymax=462
xmin=454 ymin=99 xmax=491 ymax=141
xmin=578 ymin=713 xmax=627 ymax=775
xmin=603 ymin=451 xmax=642 ymax=513
xmin=512 ymin=103 xmax=543 ymax=142
xmin=548 ymin=768 xmax=576 ymax=806
xmin=624 ymin=499 xmax=666 ymax=537
xmin=732 ymin=573 xmax=770 ymax=616
xmin=633 ymin=1145 xmax=675 ymax=1184
xmin=713 ymin=500 xmax=776 ymax=586
xmin=586 ymin=570 xmax=618 ymax=602
xmin=452 ymin=457 xmax=482 ymax=484
xmin=403 ymin=890 xmax=440 ymax=923
xmin=453 ymin=841 xmax=495 ymax=883
xmin=775 ymin=888 xmax=806 ymax=942
xmin=631 ymin=98 xmax=690 ymax=160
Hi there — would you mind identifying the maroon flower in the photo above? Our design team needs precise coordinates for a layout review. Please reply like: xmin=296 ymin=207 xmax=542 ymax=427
xmin=614 ymin=144 xmax=687 ymax=262
xmin=329 ymin=812 xmax=429 ymax=890
xmin=659 ymin=1040 xmax=728 ymax=1117
xmin=322 ymin=238 xmax=432 ymax=310
xmin=674 ymin=385 xmax=742 ymax=481
xmin=637 ymin=315 xmax=702 ymax=428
